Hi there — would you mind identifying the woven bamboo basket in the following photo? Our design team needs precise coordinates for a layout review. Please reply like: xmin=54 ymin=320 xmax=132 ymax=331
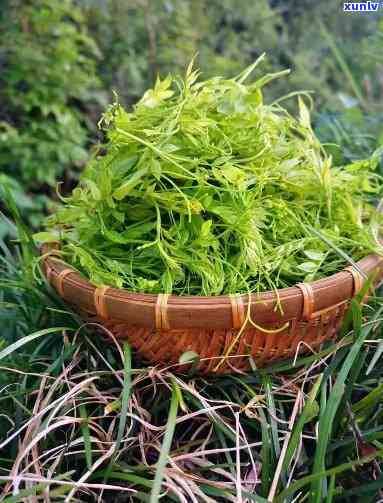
xmin=42 ymin=244 xmax=383 ymax=374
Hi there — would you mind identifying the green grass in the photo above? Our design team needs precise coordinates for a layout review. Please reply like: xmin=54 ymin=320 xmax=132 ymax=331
xmin=1 ymin=232 xmax=383 ymax=502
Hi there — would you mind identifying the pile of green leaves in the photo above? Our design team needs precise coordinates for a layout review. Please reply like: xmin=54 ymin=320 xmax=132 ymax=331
xmin=41 ymin=59 xmax=383 ymax=295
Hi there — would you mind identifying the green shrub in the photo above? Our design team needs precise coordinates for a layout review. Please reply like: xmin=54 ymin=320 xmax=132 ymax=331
xmin=0 ymin=0 xmax=102 ymax=218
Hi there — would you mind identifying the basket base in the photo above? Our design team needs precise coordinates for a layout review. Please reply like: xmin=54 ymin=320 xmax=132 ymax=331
xmin=91 ymin=303 xmax=348 ymax=373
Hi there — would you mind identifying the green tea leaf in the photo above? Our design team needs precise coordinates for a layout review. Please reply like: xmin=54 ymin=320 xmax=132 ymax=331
xmin=44 ymin=61 xmax=383 ymax=295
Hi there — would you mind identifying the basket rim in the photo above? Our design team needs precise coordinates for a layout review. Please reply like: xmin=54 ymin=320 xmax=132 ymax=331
xmin=42 ymin=243 xmax=383 ymax=329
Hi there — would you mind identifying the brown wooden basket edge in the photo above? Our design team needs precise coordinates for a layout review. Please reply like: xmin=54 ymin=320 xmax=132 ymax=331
xmin=41 ymin=244 xmax=383 ymax=329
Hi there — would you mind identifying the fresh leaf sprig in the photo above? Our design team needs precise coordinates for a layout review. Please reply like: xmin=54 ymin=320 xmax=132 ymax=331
xmin=39 ymin=59 xmax=383 ymax=295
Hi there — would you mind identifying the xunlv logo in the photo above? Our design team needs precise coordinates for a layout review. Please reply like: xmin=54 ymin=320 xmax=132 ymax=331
xmin=343 ymin=1 xmax=380 ymax=11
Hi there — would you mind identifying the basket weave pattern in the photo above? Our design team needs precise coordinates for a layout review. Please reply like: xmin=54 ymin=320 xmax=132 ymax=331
xmin=43 ymin=247 xmax=383 ymax=373
xmin=99 ymin=305 xmax=348 ymax=373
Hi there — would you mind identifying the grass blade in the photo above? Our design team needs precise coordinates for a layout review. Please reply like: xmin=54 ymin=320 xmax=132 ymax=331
xmin=150 ymin=379 xmax=179 ymax=503
xmin=116 ymin=342 xmax=132 ymax=448
xmin=282 ymin=375 xmax=322 ymax=473
xmin=0 ymin=327 xmax=69 ymax=361
xmin=366 ymin=340 xmax=383 ymax=375
xmin=104 ymin=342 xmax=132 ymax=481
xmin=319 ymin=21 xmax=367 ymax=110
xmin=79 ymin=404 xmax=92 ymax=471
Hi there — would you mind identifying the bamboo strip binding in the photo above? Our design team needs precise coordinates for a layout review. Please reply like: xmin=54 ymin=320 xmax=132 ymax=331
xmin=344 ymin=265 xmax=364 ymax=295
xmin=155 ymin=294 xmax=170 ymax=330
xmin=296 ymin=283 xmax=315 ymax=321
xmin=94 ymin=286 xmax=109 ymax=319
xmin=229 ymin=294 xmax=246 ymax=329
xmin=56 ymin=268 xmax=74 ymax=297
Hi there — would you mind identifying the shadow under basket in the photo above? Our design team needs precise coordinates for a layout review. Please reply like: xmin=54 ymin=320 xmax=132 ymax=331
xmin=43 ymin=245 xmax=383 ymax=374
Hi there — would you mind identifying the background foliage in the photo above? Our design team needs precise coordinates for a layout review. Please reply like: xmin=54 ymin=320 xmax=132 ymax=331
xmin=1 ymin=0 xmax=383 ymax=223
xmin=0 ymin=0 xmax=103 ymax=227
